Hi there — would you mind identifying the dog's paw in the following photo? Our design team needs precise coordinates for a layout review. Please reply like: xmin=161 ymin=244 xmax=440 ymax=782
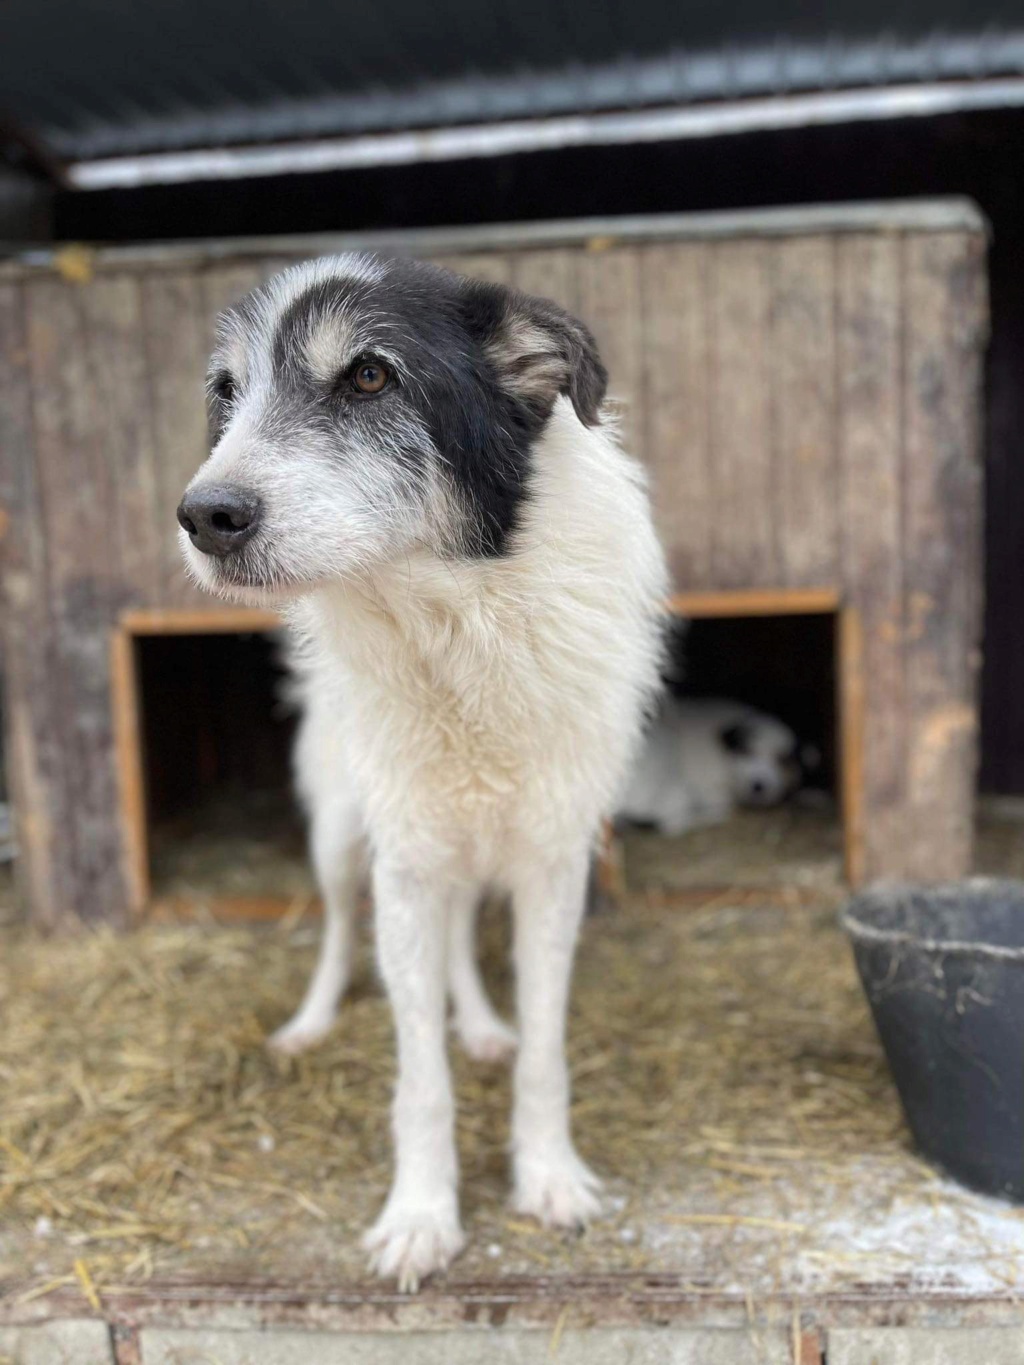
xmin=267 ymin=1010 xmax=335 ymax=1055
xmin=455 ymin=1014 xmax=518 ymax=1064
xmin=513 ymin=1148 xmax=603 ymax=1229
xmin=363 ymin=1201 xmax=465 ymax=1292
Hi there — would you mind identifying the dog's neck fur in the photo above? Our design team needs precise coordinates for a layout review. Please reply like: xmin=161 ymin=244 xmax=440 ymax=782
xmin=285 ymin=398 xmax=665 ymax=855
xmin=290 ymin=401 xmax=651 ymax=690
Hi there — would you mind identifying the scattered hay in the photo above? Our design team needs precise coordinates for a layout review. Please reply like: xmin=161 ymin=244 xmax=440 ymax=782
xmin=2 ymin=823 xmax=1022 ymax=1306
xmin=621 ymin=800 xmax=844 ymax=896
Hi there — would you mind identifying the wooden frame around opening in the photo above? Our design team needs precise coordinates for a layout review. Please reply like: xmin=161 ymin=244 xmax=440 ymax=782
xmin=111 ymin=589 xmax=865 ymax=920
xmin=111 ymin=607 xmax=283 ymax=918
xmin=667 ymin=587 xmax=864 ymax=887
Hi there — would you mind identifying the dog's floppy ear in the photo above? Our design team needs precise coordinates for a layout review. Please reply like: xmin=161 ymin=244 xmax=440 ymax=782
xmin=463 ymin=280 xmax=608 ymax=426
xmin=720 ymin=722 xmax=753 ymax=756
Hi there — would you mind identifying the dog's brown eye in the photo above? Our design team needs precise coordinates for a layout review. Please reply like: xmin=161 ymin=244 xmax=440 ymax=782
xmin=213 ymin=373 xmax=235 ymax=403
xmin=352 ymin=360 xmax=390 ymax=394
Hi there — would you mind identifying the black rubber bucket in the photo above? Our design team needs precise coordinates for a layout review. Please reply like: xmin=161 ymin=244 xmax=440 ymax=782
xmin=841 ymin=879 xmax=1024 ymax=1202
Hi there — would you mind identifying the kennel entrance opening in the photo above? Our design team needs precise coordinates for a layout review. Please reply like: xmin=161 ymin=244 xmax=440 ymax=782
xmin=113 ymin=590 xmax=863 ymax=919
xmin=612 ymin=587 xmax=864 ymax=892
xmin=112 ymin=608 xmax=307 ymax=919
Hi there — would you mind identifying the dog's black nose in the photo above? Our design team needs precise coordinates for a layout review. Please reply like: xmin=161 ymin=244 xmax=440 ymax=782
xmin=177 ymin=485 xmax=261 ymax=557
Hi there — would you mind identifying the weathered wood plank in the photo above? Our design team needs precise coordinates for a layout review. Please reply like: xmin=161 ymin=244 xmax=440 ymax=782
xmin=110 ymin=625 xmax=148 ymax=915
xmin=78 ymin=275 xmax=164 ymax=606
xmin=121 ymin=607 xmax=282 ymax=634
xmin=576 ymin=246 xmax=645 ymax=459
xmin=0 ymin=283 xmax=68 ymax=924
xmin=140 ymin=271 xmax=211 ymax=607
xmin=837 ymin=605 xmax=868 ymax=886
xmin=257 ymin=255 xmax=299 ymax=280
xmin=836 ymin=234 xmax=908 ymax=879
xmin=708 ymin=241 xmax=777 ymax=587
xmin=431 ymin=253 xmax=512 ymax=285
xmin=511 ymin=249 xmax=579 ymax=314
xmin=640 ymin=242 xmax=714 ymax=588
xmin=769 ymin=237 xmax=841 ymax=587
xmin=201 ymin=264 xmax=268 ymax=348
xmin=900 ymin=231 xmax=987 ymax=879
xmin=23 ymin=278 xmax=129 ymax=923
xmin=668 ymin=587 xmax=841 ymax=618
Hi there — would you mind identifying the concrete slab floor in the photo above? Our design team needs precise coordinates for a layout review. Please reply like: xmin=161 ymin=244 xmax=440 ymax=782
xmin=0 ymin=1319 xmax=113 ymax=1365
xmin=139 ymin=1325 xmax=794 ymax=1364
xmin=828 ymin=1325 xmax=1024 ymax=1364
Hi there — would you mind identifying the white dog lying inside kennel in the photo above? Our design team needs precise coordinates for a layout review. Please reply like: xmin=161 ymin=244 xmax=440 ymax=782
xmin=618 ymin=697 xmax=820 ymax=837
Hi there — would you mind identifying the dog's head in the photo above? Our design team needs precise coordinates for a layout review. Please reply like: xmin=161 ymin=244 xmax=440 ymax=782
xmin=719 ymin=712 xmax=820 ymax=807
xmin=177 ymin=253 xmax=606 ymax=601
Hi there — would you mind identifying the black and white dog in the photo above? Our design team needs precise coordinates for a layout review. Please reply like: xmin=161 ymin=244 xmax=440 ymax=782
xmin=177 ymin=255 xmax=667 ymax=1289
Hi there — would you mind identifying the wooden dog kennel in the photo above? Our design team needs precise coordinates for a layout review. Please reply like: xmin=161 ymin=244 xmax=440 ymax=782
xmin=0 ymin=200 xmax=987 ymax=926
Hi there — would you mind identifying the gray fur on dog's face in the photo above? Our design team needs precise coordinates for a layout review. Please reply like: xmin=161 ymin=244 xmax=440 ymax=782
xmin=179 ymin=252 xmax=606 ymax=602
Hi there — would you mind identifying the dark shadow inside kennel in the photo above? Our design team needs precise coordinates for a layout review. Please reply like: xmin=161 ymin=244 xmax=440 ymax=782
xmin=620 ymin=611 xmax=843 ymax=895
xmin=137 ymin=632 xmax=312 ymax=907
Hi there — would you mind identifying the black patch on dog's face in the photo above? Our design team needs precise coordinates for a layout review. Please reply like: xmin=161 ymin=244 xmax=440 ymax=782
xmin=225 ymin=255 xmax=607 ymax=559
xmin=720 ymin=722 xmax=753 ymax=755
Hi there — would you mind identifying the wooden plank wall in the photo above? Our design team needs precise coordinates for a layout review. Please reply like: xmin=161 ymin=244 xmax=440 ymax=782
xmin=0 ymin=229 xmax=987 ymax=923
xmin=901 ymin=233 xmax=986 ymax=879
xmin=836 ymin=237 xmax=908 ymax=879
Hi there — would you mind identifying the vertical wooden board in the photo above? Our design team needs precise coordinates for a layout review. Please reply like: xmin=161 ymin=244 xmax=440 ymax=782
xmin=24 ymin=277 xmax=129 ymax=923
xmin=433 ymin=253 xmax=512 ymax=284
xmin=707 ymin=241 xmax=777 ymax=587
xmin=576 ymin=246 xmax=645 ymax=458
xmin=0 ymin=283 xmax=66 ymax=924
xmin=200 ymin=263 xmax=268 ymax=348
xmin=769 ymin=237 xmax=841 ymax=587
xmin=511 ymin=249 xmax=579 ymax=313
xmin=837 ymin=606 xmax=867 ymax=887
xmin=140 ymin=270 xmax=211 ymax=606
xmin=78 ymin=274 xmax=164 ymax=606
xmin=425 ymin=254 xmax=462 ymax=276
xmin=257 ymin=255 xmax=298 ymax=279
xmin=639 ymin=242 xmax=714 ymax=589
xmin=900 ymin=231 xmax=987 ymax=879
xmin=25 ymin=281 xmax=115 ymax=571
xmin=835 ymin=234 xmax=907 ymax=878
xmin=110 ymin=627 xmax=149 ymax=915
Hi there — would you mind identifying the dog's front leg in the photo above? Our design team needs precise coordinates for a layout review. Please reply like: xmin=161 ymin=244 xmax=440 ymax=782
xmin=510 ymin=845 xmax=602 ymax=1227
xmin=363 ymin=859 xmax=465 ymax=1290
xmin=269 ymin=795 xmax=363 ymax=1054
xmin=448 ymin=887 xmax=517 ymax=1063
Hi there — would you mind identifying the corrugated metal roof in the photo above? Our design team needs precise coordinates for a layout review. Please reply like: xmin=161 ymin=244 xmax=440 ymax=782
xmin=3 ymin=1 xmax=1024 ymax=177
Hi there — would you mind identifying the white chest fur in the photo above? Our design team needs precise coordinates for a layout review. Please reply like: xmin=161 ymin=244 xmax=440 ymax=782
xmin=287 ymin=400 xmax=667 ymax=878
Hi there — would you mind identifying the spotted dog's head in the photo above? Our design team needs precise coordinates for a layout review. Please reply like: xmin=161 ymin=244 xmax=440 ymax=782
xmin=177 ymin=254 xmax=607 ymax=602
xmin=719 ymin=712 xmax=821 ymax=807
